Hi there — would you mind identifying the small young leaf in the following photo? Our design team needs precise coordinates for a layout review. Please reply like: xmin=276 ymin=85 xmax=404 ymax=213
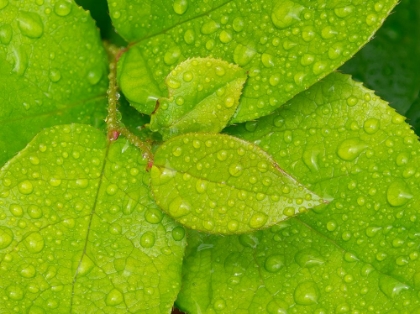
xmin=0 ymin=1 xmax=108 ymax=166
xmin=0 ymin=124 xmax=185 ymax=313
xmin=114 ymin=0 xmax=398 ymax=122
xmin=151 ymin=133 xmax=323 ymax=234
xmin=149 ymin=57 xmax=247 ymax=140
xmin=177 ymin=73 xmax=420 ymax=312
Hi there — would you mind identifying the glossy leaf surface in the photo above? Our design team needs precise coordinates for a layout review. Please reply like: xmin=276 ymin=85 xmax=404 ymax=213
xmin=0 ymin=124 xmax=185 ymax=313
xmin=113 ymin=0 xmax=397 ymax=122
xmin=177 ymin=73 xmax=420 ymax=312
xmin=0 ymin=0 xmax=108 ymax=166
xmin=151 ymin=133 xmax=323 ymax=234
xmin=150 ymin=58 xmax=247 ymax=140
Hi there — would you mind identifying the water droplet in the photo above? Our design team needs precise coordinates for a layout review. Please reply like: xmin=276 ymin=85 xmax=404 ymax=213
xmin=183 ymin=71 xmax=193 ymax=82
xmin=328 ymin=43 xmax=342 ymax=59
xmin=337 ymin=138 xmax=367 ymax=161
xmin=386 ymin=180 xmax=412 ymax=207
xmin=232 ymin=17 xmax=244 ymax=32
xmin=172 ymin=0 xmax=188 ymax=15
xmin=195 ymin=179 xmax=207 ymax=194
xmin=301 ymin=26 xmax=315 ymax=42
xmin=366 ymin=13 xmax=378 ymax=26
xmin=233 ymin=44 xmax=256 ymax=66
xmin=23 ymin=232 xmax=44 ymax=253
xmin=249 ymin=212 xmax=268 ymax=229
xmin=227 ymin=220 xmax=239 ymax=232
xmin=169 ymin=197 xmax=191 ymax=217
xmin=145 ymin=208 xmax=163 ymax=224
xmin=75 ymin=179 xmax=88 ymax=188
xmin=87 ymin=68 xmax=103 ymax=85
xmin=164 ymin=46 xmax=181 ymax=65
xmin=201 ymin=20 xmax=219 ymax=34
xmin=140 ymin=231 xmax=155 ymax=248
xmin=365 ymin=226 xmax=381 ymax=237
xmin=184 ymin=29 xmax=195 ymax=44
xmin=321 ymin=26 xmax=336 ymax=39
xmin=239 ymin=233 xmax=259 ymax=248
xmin=271 ymin=0 xmax=304 ymax=29
xmin=167 ymin=77 xmax=181 ymax=89
xmin=395 ymin=152 xmax=409 ymax=166
xmin=295 ymin=248 xmax=325 ymax=268
xmin=106 ymin=184 xmax=118 ymax=195
xmin=172 ymin=226 xmax=185 ymax=241
xmin=269 ymin=74 xmax=280 ymax=86
xmin=378 ymin=275 xmax=409 ymax=298
xmin=17 ymin=11 xmax=44 ymax=38
xmin=9 ymin=204 xmax=23 ymax=217
xmin=0 ymin=0 xmax=8 ymax=10
xmin=28 ymin=205 xmax=43 ymax=219
xmin=266 ymin=299 xmax=288 ymax=314
xmin=300 ymin=54 xmax=314 ymax=66
xmin=213 ymin=299 xmax=226 ymax=310
xmin=0 ymin=24 xmax=12 ymax=44
xmin=112 ymin=10 xmax=121 ymax=19
xmin=20 ymin=265 xmax=36 ymax=278
xmin=18 ymin=180 xmax=33 ymax=194
xmin=78 ymin=255 xmax=94 ymax=276
xmin=294 ymin=281 xmax=319 ymax=305
xmin=0 ymin=226 xmax=13 ymax=249
xmin=7 ymin=285 xmax=24 ymax=300
xmin=217 ymin=150 xmax=228 ymax=161
xmin=105 ymin=289 xmax=124 ymax=306
xmin=229 ymin=164 xmax=243 ymax=177
xmin=264 ymin=254 xmax=284 ymax=273
xmin=363 ymin=118 xmax=379 ymax=134
xmin=312 ymin=61 xmax=326 ymax=75
xmin=334 ymin=5 xmax=354 ymax=18
xmin=49 ymin=69 xmax=61 ymax=82
xmin=54 ymin=0 xmax=72 ymax=17
xmin=49 ymin=177 xmax=61 ymax=187
xmin=261 ymin=53 xmax=275 ymax=67
xmin=302 ymin=149 xmax=319 ymax=172
xmin=219 ymin=30 xmax=232 ymax=43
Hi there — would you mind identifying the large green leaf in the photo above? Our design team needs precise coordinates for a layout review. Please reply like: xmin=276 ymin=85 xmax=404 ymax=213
xmin=0 ymin=0 xmax=108 ymax=166
xmin=177 ymin=73 xmax=420 ymax=312
xmin=0 ymin=124 xmax=185 ymax=313
xmin=341 ymin=0 xmax=420 ymax=117
xmin=151 ymin=133 xmax=323 ymax=234
xmin=149 ymin=57 xmax=247 ymax=140
xmin=112 ymin=0 xmax=398 ymax=122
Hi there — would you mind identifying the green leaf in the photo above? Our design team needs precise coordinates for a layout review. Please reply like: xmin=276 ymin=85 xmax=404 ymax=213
xmin=176 ymin=73 xmax=420 ymax=312
xmin=150 ymin=133 xmax=323 ymax=234
xmin=0 ymin=0 xmax=109 ymax=166
xmin=340 ymin=0 xmax=420 ymax=116
xmin=0 ymin=124 xmax=185 ymax=313
xmin=113 ymin=0 xmax=398 ymax=122
xmin=149 ymin=57 xmax=247 ymax=140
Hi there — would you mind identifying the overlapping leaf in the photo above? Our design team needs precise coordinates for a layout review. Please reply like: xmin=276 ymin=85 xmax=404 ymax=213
xmin=112 ymin=0 xmax=398 ymax=122
xmin=151 ymin=133 xmax=323 ymax=234
xmin=0 ymin=124 xmax=185 ymax=313
xmin=176 ymin=73 xmax=420 ymax=312
xmin=0 ymin=0 xmax=108 ymax=166
xmin=149 ymin=58 xmax=247 ymax=140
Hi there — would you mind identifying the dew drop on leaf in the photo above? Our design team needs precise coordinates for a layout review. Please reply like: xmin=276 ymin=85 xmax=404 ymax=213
xmin=23 ymin=232 xmax=44 ymax=253
xmin=378 ymin=275 xmax=409 ymax=299
xmin=228 ymin=163 xmax=243 ymax=177
xmin=0 ymin=24 xmax=12 ymax=45
xmin=233 ymin=44 xmax=256 ymax=66
xmin=28 ymin=205 xmax=43 ymax=219
xmin=172 ymin=226 xmax=185 ymax=241
xmin=6 ymin=285 xmax=24 ymax=300
xmin=105 ymin=289 xmax=124 ymax=306
xmin=249 ymin=212 xmax=268 ymax=229
xmin=164 ymin=46 xmax=181 ymax=65
xmin=9 ymin=204 xmax=23 ymax=217
xmin=87 ymin=68 xmax=103 ymax=85
xmin=169 ymin=197 xmax=191 ymax=217
xmin=54 ymin=0 xmax=72 ymax=17
xmin=17 ymin=11 xmax=44 ymax=38
xmin=336 ymin=138 xmax=367 ymax=161
xmin=172 ymin=0 xmax=188 ymax=15
xmin=271 ymin=0 xmax=304 ymax=29
xmin=49 ymin=69 xmax=61 ymax=82
xmin=0 ymin=226 xmax=14 ymax=249
xmin=183 ymin=29 xmax=195 ymax=44
xmin=144 ymin=208 xmax=163 ymax=224
xmin=20 ymin=265 xmax=36 ymax=278
xmin=77 ymin=255 xmax=95 ymax=277
xmin=18 ymin=180 xmax=33 ymax=194
xmin=334 ymin=5 xmax=354 ymax=18
xmin=363 ymin=118 xmax=380 ymax=134
xmin=294 ymin=248 xmax=325 ymax=268
xmin=264 ymin=254 xmax=284 ymax=273
xmin=386 ymin=180 xmax=412 ymax=207
xmin=140 ymin=231 xmax=156 ymax=248
xmin=266 ymin=299 xmax=288 ymax=314
xmin=293 ymin=281 xmax=319 ymax=305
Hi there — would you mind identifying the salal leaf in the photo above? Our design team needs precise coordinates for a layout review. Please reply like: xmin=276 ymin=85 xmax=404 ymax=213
xmin=341 ymin=0 xmax=420 ymax=116
xmin=150 ymin=133 xmax=323 ymax=234
xmin=0 ymin=124 xmax=185 ymax=313
xmin=176 ymin=73 xmax=420 ymax=312
xmin=113 ymin=0 xmax=397 ymax=122
xmin=0 ymin=0 xmax=108 ymax=166
xmin=149 ymin=57 xmax=247 ymax=140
